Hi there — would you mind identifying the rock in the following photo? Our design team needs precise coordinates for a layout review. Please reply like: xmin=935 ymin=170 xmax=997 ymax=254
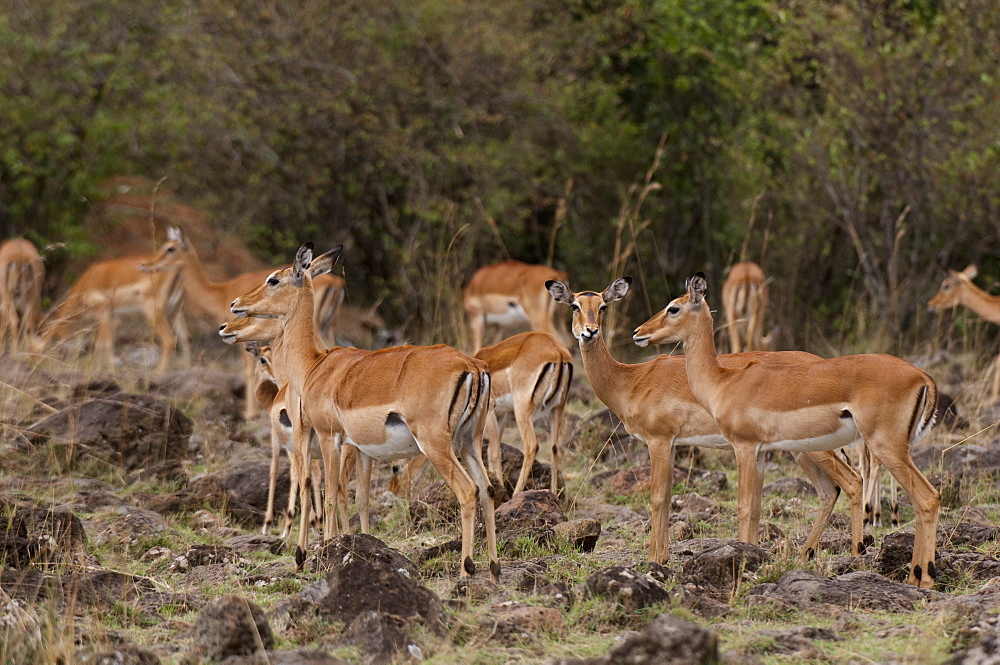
xmin=76 ymin=643 xmax=161 ymax=665
xmin=24 ymin=392 xmax=192 ymax=474
xmin=605 ymin=614 xmax=718 ymax=664
xmin=875 ymin=532 xmax=918 ymax=581
xmin=220 ymin=650 xmax=351 ymax=665
xmin=583 ymin=566 xmax=669 ymax=612
xmin=1 ymin=568 xmax=157 ymax=610
xmin=671 ymin=492 xmax=719 ymax=519
xmin=939 ymin=521 xmax=1000 ymax=548
xmin=408 ymin=481 xmax=459 ymax=526
xmin=746 ymin=570 xmax=933 ymax=612
xmin=295 ymin=535 xmax=442 ymax=631
xmin=340 ymin=611 xmax=417 ymax=665
xmin=750 ymin=626 xmax=837 ymax=657
xmin=553 ymin=518 xmax=601 ymax=552
xmin=496 ymin=442 xmax=557 ymax=494
xmin=762 ymin=476 xmax=817 ymax=497
xmin=186 ymin=595 xmax=273 ymax=664
xmin=949 ymin=615 xmax=1000 ymax=664
xmin=608 ymin=465 xmax=652 ymax=494
xmin=1 ymin=506 xmax=87 ymax=568
xmin=94 ymin=507 xmax=168 ymax=547
xmin=147 ymin=476 xmax=262 ymax=526
xmin=483 ymin=602 xmax=567 ymax=645
xmin=225 ymin=460 xmax=292 ymax=516
xmin=311 ymin=533 xmax=419 ymax=578
xmin=496 ymin=489 xmax=567 ymax=550
xmin=677 ymin=539 xmax=770 ymax=599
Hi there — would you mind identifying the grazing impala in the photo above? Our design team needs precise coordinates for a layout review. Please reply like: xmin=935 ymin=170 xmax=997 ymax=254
xmin=721 ymin=261 xmax=768 ymax=353
xmin=929 ymin=264 xmax=1000 ymax=402
xmin=632 ymin=273 xmax=940 ymax=588
xmin=38 ymin=254 xmax=189 ymax=373
xmin=546 ymin=277 xmax=865 ymax=565
xmin=231 ymin=244 xmax=500 ymax=581
xmin=140 ymin=226 xmax=345 ymax=419
xmin=0 ymin=239 xmax=45 ymax=353
xmin=464 ymin=260 xmax=570 ymax=352
xmin=392 ymin=330 xmax=572 ymax=497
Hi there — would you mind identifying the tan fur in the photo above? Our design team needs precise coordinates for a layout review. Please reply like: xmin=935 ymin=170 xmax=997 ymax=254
xmin=230 ymin=245 xmax=500 ymax=580
xmin=632 ymin=274 xmax=940 ymax=589
xmin=929 ymin=265 xmax=1000 ymax=402
xmin=721 ymin=261 xmax=768 ymax=353
xmin=0 ymin=239 xmax=45 ymax=353
xmin=393 ymin=330 xmax=572 ymax=497
xmin=463 ymin=260 xmax=570 ymax=352
xmin=142 ymin=226 xmax=346 ymax=419
xmin=39 ymin=254 xmax=189 ymax=372
xmin=548 ymin=278 xmax=865 ymax=566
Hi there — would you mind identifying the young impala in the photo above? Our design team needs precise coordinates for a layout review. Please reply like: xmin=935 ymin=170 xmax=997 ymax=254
xmin=0 ymin=238 xmax=45 ymax=353
xmin=546 ymin=277 xmax=865 ymax=565
xmin=632 ymin=273 xmax=940 ymax=589
xmin=230 ymin=244 xmax=500 ymax=581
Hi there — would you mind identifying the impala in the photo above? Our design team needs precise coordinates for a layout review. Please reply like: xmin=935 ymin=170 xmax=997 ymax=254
xmin=929 ymin=264 xmax=1000 ymax=402
xmin=38 ymin=254 xmax=189 ymax=373
xmin=721 ymin=261 xmax=768 ymax=353
xmin=0 ymin=238 xmax=45 ymax=353
xmin=221 ymin=317 xmax=355 ymax=539
xmin=140 ymin=226 xmax=345 ymax=419
xmin=632 ymin=273 xmax=940 ymax=588
xmin=546 ymin=277 xmax=866 ymax=565
xmin=464 ymin=260 xmax=570 ymax=352
xmin=392 ymin=330 xmax=573 ymax=497
xmin=231 ymin=244 xmax=500 ymax=580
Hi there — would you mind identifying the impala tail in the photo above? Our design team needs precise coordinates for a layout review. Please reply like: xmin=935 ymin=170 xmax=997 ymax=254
xmin=450 ymin=367 xmax=492 ymax=442
xmin=910 ymin=378 xmax=938 ymax=443
xmin=534 ymin=361 xmax=573 ymax=413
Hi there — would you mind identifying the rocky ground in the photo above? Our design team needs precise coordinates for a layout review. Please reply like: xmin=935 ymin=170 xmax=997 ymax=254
xmin=2 ymin=343 xmax=1000 ymax=665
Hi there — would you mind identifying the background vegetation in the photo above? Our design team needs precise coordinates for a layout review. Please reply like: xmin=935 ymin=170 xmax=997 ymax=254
xmin=1 ymin=0 xmax=998 ymax=353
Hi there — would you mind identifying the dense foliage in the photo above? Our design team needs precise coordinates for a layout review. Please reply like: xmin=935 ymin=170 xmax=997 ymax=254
xmin=1 ymin=0 xmax=998 ymax=351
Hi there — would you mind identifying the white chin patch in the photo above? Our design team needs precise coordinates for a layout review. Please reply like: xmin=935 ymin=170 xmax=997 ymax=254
xmin=634 ymin=337 xmax=649 ymax=347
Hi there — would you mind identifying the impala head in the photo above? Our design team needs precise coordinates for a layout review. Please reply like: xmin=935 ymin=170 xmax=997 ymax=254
xmin=928 ymin=264 xmax=977 ymax=312
xmin=242 ymin=341 xmax=276 ymax=378
xmin=218 ymin=315 xmax=283 ymax=344
xmin=547 ymin=276 xmax=631 ymax=343
xmin=140 ymin=226 xmax=189 ymax=273
xmin=230 ymin=243 xmax=344 ymax=318
xmin=632 ymin=272 xmax=708 ymax=347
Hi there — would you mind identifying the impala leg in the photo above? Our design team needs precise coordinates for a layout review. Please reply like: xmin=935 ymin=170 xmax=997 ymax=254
xmin=147 ymin=303 xmax=176 ymax=374
xmin=459 ymin=433 xmax=500 ymax=584
xmin=733 ymin=442 xmax=763 ymax=544
xmin=310 ymin=457 xmax=324 ymax=533
xmin=726 ymin=316 xmax=741 ymax=354
xmin=96 ymin=303 xmax=115 ymax=369
xmin=647 ymin=438 xmax=675 ymax=564
xmin=861 ymin=443 xmax=884 ymax=527
xmin=241 ymin=352 xmax=258 ymax=420
xmin=173 ymin=312 xmax=192 ymax=367
xmin=336 ymin=442 xmax=355 ymax=532
xmin=872 ymin=442 xmax=940 ymax=589
xmin=548 ymin=400 xmax=567 ymax=495
xmin=798 ymin=450 xmax=864 ymax=558
xmin=513 ymin=401 xmax=539 ymax=495
xmin=992 ymin=353 xmax=1000 ymax=404
xmin=421 ymin=433 xmax=483 ymax=579
xmin=319 ymin=431 xmax=342 ymax=540
xmin=469 ymin=313 xmax=486 ymax=354
xmin=294 ymin=438 xmax=312 ymax=569
xmin=264 ymin=404 xmax=288 ymax=536
xmin=355 ymin=449 xmax=374 ymax=535
xmin=485 ymin=412 xmax=504 ymax=482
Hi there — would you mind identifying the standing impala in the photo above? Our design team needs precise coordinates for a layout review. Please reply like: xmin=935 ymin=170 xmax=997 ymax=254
xmin=632 ymin=273 xmax=940 ymax=589
xmin=392 ymin=330 xmax=572 ymax=497
xmin=721 ymin=261 xmax=768 ymax=353
xmin=38 ymin=254 xmax=189 ymax=373
xmin=0 ymin=238 xmax=45 ymax=353
xmin=140 ymin=226 xmax=345 ymax=419
xmin=464 ymin=260 xmax=570 ymax=352
xmin=231 ymin=244 xmax=500 ymax=581
xmin=546 ymin=277 xmax=865 ymax=565
xmin=929 ymin=264 xmax=1000 ymax=402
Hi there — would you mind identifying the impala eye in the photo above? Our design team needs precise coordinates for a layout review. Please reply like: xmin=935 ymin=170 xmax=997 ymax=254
xmin=667 ymin=306 xmax=680 ymax=315
xmin=599 ymin=305 xmax=607 ymax=313
xmin=267 ymin=277 xmax=279 ymax=286
xmin=571 ymin=304 xmax=580 ymax=312
xmin=166 ymin=247 xmax=176 ymax=253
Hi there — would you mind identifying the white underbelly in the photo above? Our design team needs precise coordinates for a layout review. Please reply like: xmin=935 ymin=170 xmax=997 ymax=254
xmin=348 ymin=419 xmax=422 ymax=460
xmin=762 ymin=418 xmax=860 ymax=453
xmin=676 ymin=433 xmax=731 ymax=450
xmin=493 ymin=393 xmax=514 ymax=415
xmin=485 ymin=304 xmax=528 ymax=327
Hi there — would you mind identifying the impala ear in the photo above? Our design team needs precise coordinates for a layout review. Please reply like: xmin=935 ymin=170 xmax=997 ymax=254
xmin=292 ymin=243 xmax=315 ymax=287
xmin=686 ymin=272 xmax=708 ymax=306
xmin=546 ymin=280 xmax=574 ymax=306
xmin=603 ymin=276 xmax=632 ymax=303
xmin=166 ymin=226 xmax=179 ymax=241
xmin=962 ymin=264 xmax=979 ymax=280
xmin=309 ymin=245 xmax=344 ymax=278
xmin=244 ymin=340 xmax=261 ymax=357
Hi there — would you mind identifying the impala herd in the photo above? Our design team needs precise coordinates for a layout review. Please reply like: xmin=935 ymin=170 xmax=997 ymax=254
xmin=4 ymin=228 xmax=998 ymax=590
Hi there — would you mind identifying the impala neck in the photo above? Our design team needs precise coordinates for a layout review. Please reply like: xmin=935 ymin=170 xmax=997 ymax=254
xmin=681 ymin=306 xmax=728 ymax=411
xmin=958 ymin=281 xmax=1000 ymax=325
xmin=178 ymin=247 xmax=231 ymax=318
xmin=277 ymin=277 xmax=327 ymax=397
xmin=578 ymin=330 xmax=635 ymax=416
